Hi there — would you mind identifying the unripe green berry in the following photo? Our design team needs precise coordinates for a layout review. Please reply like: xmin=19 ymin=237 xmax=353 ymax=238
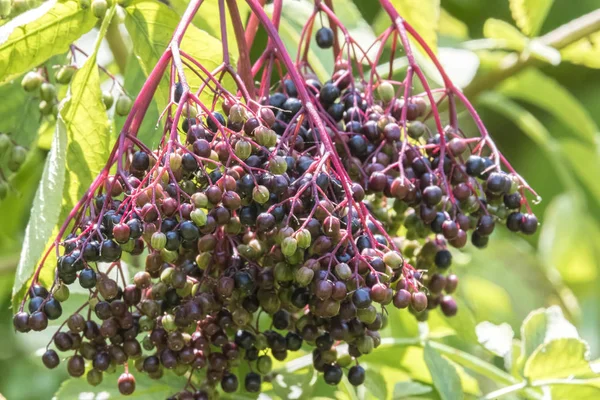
xmin=160 ymin=248 xmax=178 ymax=263
xmin=8 ymin=146 xmax=27 ymax=172
xmin=337 ymin=354 xmax=352 ymax=368
xmin=255 ymin=334 xmax=268 ymax=350
xmin=55 ymin=65 xmax=76 ymax=84
xmin=53 ymin=284 xmax=70 ymax=302
xmin=40 ymin=83 xmax=57 ymax=102
xmin=87 ymin=369 xmax=103 ymax=386
xmin=269 ymin=156 xmax=287 ymax=175
xmin=228 ymin=104 xmax=246 ymax=124
xmin=169 ymin=153 xmax=182 ymax=171
xmin=150 ymin=232 xmax=167 ymax=250
xmin=21 ymin=71 xmax=43 ymax=92
xmin=357 ymin=305 xmax=377 ymax=324
xmin=356 ymin=335 xmax=374 ymax=354
xmin=255 ymin=126 xmax=277 ymax=148
xmin=234 ymin=140 xmax=252 ymax=160
xmin=256 ymin=355 xmax=272 ymax=374
xmin=102 ymin=91 xmax=114 ymax=109
xmin=281 ymin=237 xmax=298 ymax=257
xmin=115 ymin=94 xmax=133 ymax=116
xmin=190 ymin=208 xmax=207 ymax=227
xmin=295 ymin=266 xmax=314 ymax=287
xmin=407 ymin=121 xmax=426 ymax=139
xmin=252 ymin=185 xmax=269 ymax=204
xmin=39 ymin=100 xmax=53 ymax=116
xmin=335 ymin=262 xmax=352 ymax=280
xmin=196 ymin=252 xmax=211 ymax=270
xmin=162 ymin=314 xmax=177 ymax=332
xmin=79 ymin=0 xmax=90 ymax=9
xmin=294 ymin=229 xmax=311 ymax=249
xmin=191 ymin=192 xmax=208 ymax=208
xmin=377 ymin=81 xmax=395 ymax=103
xmin=383 ymin=251 xmax=403 ymax=269
xmin=0 ymin=133 xmax=10 ymax=154
xmin=92 ymin=0 xmax=107 ymax=18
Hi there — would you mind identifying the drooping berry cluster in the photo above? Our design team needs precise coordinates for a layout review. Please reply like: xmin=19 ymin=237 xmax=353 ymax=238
xmin=13 ymin=1 xmax=539 ymax=398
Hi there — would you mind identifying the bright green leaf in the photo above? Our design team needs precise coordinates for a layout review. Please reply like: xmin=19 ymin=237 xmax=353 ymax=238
xmin=509 ymin=0 xmax=554 ymax=36
xmin=125 ymin=0 xmax=233 ymax=113
xmin=519 ymin=306 xmax=579 ymax=364
xmin=0 ymin=76 xmax=40 ymax=146
xmin=476 ymin=322 xmax=514 ymax=358
xmin=561 ymin=31 xmax=600 ymax=69
xmin=424 ymin=343 xmax=464 ymax=400
xmin=498 ymin=69 xmax=598 ymax=144
xmin=11 ymin=10 xmax=112 ymax=309
xmin=438 ymin=8 xmax=469 ymax=40
xmin=524 ymin=338 xmax=593 ymax=380
xmin=483 ymin=18 xmax=527 ymax=52
xmin=11 ymin=116 xmax=67 ymax=309
xmin=461 ymin=275 xmax=514 ymax=325
xmin=388 ymin=0 xmax=440 ymax=53
xmin=393 ymin=380 xmax=433 ymax=399
xmin=363 ymin=367 xmax=388 ymax=400
xmin=0 ymin=0 xmax=96 ymax=84
xmin=169 ymin=0 xmax=249 ymax=55
xmin=550 ymin=378 xmax=600 ymax=399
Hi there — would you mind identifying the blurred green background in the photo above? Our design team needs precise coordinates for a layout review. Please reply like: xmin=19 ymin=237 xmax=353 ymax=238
xmin=0 ymin=0 xmax=599 ymax=398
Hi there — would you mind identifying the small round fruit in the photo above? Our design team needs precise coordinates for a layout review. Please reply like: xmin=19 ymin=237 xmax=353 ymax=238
xmin=102 ymin=91 xmax=114 ymax=109
xmin=42 ymin=349 xmax=60 ymax=369
xmin=116 ymin=94 xmax=133 ymax=116
xmin=348 ymin=365 xmax=366 ymax=386
xmin=92 ymin=0 xmax=107 ymax=18
xmin=55 ymin=65 xmax=76 ymax=84
xmin=118 ymin=373 xmax=136 ymax=395
xmin=315 ymin=27 xmax=334 ymax=49
xmin=21 ymin=71 xmax=43 ymax=92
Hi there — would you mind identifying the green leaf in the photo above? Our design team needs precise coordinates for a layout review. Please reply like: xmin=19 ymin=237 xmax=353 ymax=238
xmin=483 ymin=18 xmax=527 ymax=51
xmin=519 ymin=306 xmax=579 ymax=363
xmin=438 ymin=8 xmax=469 ymax=40
xmin=476 ymin=322 xmax=514 ymax=358
xmin=55 ymin=370 xmax=187 ymax=399
xmin=423 ymin=343 xmax=464 ymax=400
xmin=509 ymin=0 xmax=554 ymax=36
xmin=0 ymin=75 xmax=40 ymax=146
xmin=559 ymin=138 xmax=600 ymax=203
xmin=460 ymin=275 xmax=514 ymax=325
xmin=169 ymin=0 xmax=249 ymax=54
xmin=435 ymin=298 xmax=478 ymax=344
xmin=11 ymin=9 xmax=112 ymax=309
xmin=11 ymin=116 xmax=67 ymax=309
xmin=125 ymin=0 xmax=233 ymax=113
xmin=393 ymin=381 xmax=433 ymax=399
xmin=524 ymin=338 xmax=593 ymax=380
xmin=387 ymin=0 xmax=441 ymax=53
xmin=363 ymin=366 xmax=388 ymax=400
xmin=550 ymin=379 xmax=600 ymax=400
xmin=561 ymin=32 xmax=600 ymax=69
xmin=498 ymin=69 xmax=598 ymax=144
xmin=0 ymin=0 xmax=96 ymax=84
xmin=539 ymin=194 xmax=600 ymax=285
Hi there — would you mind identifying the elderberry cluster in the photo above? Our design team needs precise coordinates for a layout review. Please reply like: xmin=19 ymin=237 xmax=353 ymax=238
xmin=13 ymin=20 xmax=538 ymax=400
